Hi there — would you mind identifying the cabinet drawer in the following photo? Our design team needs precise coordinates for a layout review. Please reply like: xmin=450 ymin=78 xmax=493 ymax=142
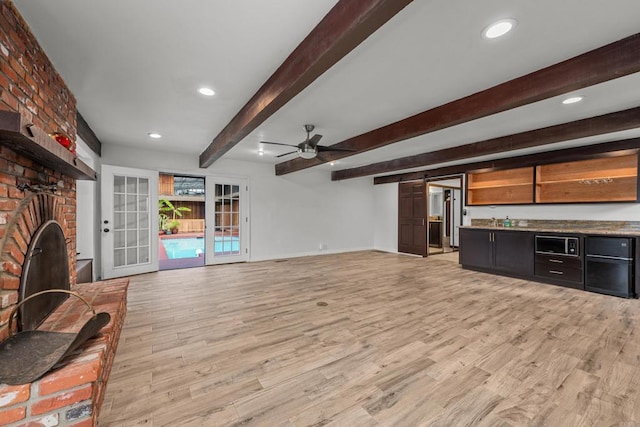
xmin=535 ymin=254 xmax=581 ymax=269
xmin=535 ymin=263 xmax=582 ymax=283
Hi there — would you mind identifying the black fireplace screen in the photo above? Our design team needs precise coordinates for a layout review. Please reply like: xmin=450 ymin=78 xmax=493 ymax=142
xmin=18 ymin=220 xmax=70 ymax=330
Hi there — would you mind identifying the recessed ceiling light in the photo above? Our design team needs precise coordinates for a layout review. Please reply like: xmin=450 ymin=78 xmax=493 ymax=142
xmin=329 ymin=161 xmax=335 ymax=166
xmin=258 ymin=150 xmax=264 ymax=156
xmin=198 ymin=87 xmax=215 ymax=96
xmin=562 ymin=96 xmax=584 ymax=105
xmin=148 ymin=132 xmax=162 ymax=139
xmin=483 ymin=18 xmax=517 ymax=39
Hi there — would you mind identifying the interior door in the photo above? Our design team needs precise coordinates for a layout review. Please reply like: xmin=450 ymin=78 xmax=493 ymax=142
xmin=205 ymin=177 xmax=249 ymax=264
xmin=398 ymin=181 xmax=427 ymax=256
xmin=101 ymin=165 xmax=159 ymax=279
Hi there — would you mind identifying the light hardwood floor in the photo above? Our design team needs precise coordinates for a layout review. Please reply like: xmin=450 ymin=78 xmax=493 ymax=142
xmin=100 ymin=251 xmax=640 ymax=426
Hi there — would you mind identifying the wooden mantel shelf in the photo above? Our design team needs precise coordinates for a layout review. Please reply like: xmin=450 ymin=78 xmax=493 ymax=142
xmin=0 ymin=110 xmax=97 ymax=180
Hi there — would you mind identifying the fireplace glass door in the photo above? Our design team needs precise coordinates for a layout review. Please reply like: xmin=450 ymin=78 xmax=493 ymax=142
xmin=102 ymin=165 xmax=159 ymax=278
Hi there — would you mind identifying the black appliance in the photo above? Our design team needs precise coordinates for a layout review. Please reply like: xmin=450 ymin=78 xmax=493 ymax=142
xmin=585 ymin=236 xmax=634 ymax=298
xmin=535 ymin=235 xmax=579 ymax=256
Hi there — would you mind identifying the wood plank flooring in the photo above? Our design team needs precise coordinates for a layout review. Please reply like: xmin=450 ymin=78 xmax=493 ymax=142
xmin=99 ymin=251 xmax=640 ymax=426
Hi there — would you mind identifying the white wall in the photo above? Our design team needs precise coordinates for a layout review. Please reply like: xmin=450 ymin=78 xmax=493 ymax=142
xmin=466 ymin=203 xmax=640 ymax=222
xmin=373 ymin=183 xmax=398 ymax=253
xmin=75 ymin=137 xmax=101 ymax=279
xmin=101 ymin=145 xmax=374 ymax=261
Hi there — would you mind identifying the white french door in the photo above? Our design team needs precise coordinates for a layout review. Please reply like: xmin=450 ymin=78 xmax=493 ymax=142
xmin=205 ymin=176 xmax=249 ymax=264
xmin=101 ymin=165 xmax=159 ymax=279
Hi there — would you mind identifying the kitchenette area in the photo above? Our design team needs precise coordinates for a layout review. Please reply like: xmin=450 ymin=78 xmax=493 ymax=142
xmin=459 ymin=149 xmax=640 ymax=299
xmin=460 ymin=219 xmax=640 ymax=298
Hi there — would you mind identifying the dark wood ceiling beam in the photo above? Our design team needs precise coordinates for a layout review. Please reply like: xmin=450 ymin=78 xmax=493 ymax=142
xmin=373 ymin=137 xmax=640 ymax=185
xmin=198 ymin=0 xmax=414 ymax=168
xmin=332 ymin=106 xmax=640 ymax=180
xmin=276 ymin=32 xmax=640 ymax=176
xmin=76 ymin=112 xmax=101 ymax=156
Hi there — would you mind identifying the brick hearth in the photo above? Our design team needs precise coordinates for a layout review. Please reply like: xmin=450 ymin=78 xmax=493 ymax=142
xmin=0 ymin=279 xmax=128 ymax=426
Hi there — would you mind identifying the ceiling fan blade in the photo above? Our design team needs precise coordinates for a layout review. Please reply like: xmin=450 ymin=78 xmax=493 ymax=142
xmin=275 ymin=151 xmax=298 ymax=158
xmin=308 ymin=134 xmax=323 ymax=148
xmin=317 ymin=146 xmax=356 ymax=152
xmin=261 ymin=141 xmax=298 ymax=148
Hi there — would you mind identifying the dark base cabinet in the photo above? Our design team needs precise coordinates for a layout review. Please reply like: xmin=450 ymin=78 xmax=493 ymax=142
xmin=459 ymin=228 xmax=533 ymax=278
xmin=534 ymin=253 xmax=583 ymax=290
xmin=460 ymin=228 xmax=640 ymax=298
xmin=494 ymin=230 xmax=534 ymax=276
xmin=459 ymin=229 xmax=492 ymax=269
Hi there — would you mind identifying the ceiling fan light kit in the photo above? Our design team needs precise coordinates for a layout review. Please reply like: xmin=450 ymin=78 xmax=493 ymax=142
xmin=298 ymin=145 xmax=317 ymax=159
xmin=261 ymin=124 xmax=355 ymax=160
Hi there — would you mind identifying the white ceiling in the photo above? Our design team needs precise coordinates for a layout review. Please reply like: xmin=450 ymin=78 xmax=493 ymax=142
xmin=14 ymin=0 xmax=640 ymax=177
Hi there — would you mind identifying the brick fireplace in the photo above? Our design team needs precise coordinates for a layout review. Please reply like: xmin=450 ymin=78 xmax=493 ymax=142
xmin=0 ymin=3 xmax=127 ymax=426
xmin=0 ymin=0 xmax=78 ymax=351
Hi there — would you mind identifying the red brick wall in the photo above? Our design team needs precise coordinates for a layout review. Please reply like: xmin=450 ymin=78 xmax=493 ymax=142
xmin=0 ymin=1 xmax=77 ymax=137
xmin=0 ymin=2 xmax=78 ymax=341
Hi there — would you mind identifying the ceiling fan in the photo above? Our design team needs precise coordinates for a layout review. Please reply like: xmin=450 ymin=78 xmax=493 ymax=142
xmin=261 ymin=124 xmax=354 ymax=159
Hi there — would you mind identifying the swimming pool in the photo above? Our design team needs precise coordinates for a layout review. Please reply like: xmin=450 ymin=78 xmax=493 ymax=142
xmin=161 ymin=237 xmax=240 ymax=259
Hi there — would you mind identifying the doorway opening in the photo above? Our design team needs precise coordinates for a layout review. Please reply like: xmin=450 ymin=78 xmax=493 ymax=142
xmin=427 ymin=176 xmax=462 ymax=259
xmin=158 ymin=173 xmax=206 ymax=271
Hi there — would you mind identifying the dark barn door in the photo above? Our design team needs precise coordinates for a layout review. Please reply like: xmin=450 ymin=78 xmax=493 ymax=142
xmin=398 ymin=182 xmax=427 ymax=256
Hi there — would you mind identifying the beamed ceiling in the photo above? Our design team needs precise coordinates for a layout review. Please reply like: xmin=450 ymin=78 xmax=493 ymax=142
xmin=14 ymin=0 xmax=640 ymax=181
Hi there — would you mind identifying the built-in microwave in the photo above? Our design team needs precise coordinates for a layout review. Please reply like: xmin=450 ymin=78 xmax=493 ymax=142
xmin=535 ymin=235 xmax=579 ymax=256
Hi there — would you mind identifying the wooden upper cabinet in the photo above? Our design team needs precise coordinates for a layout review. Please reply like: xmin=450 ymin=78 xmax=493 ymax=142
xmin=535 ymin=153 xmax=638 ymax=203
xmin=466 ymin=167 xmax=534 ymax=205
xmin=466 ymin=152 xmax=639 ymax=205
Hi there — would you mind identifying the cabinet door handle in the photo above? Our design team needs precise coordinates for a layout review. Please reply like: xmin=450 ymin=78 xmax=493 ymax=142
xmin=549 ymin=270 xmax=564 ymax=275
xmin=549 ymin=259 xmax=563 ymax=264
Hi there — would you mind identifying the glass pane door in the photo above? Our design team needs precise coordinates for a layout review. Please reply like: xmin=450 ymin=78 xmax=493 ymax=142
xmin=102 ymin=165 xmax=158 ymax=279
xmin=215 ymin=184 xmax=240 ymax=256
xmin=205 ymin=177 xmax=248 ymax=264
xmin=113 ymin=175 xmax=150 ymax=267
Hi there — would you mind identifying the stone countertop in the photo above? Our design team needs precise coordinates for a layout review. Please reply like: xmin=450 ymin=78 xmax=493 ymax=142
xmin=459 ymin=225 xmax=640 ymax=236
